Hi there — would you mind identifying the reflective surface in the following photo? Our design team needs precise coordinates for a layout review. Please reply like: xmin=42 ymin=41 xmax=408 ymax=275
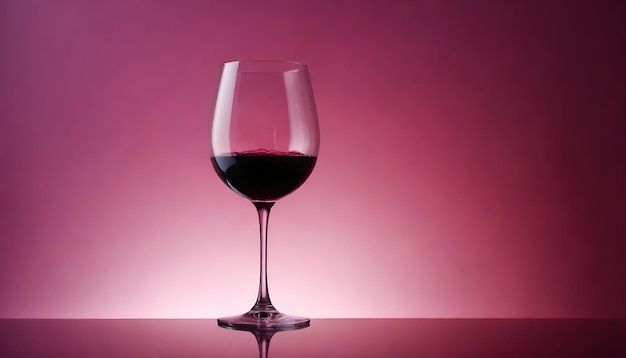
xmin=1 ymin=319 xmax=624 ymax=357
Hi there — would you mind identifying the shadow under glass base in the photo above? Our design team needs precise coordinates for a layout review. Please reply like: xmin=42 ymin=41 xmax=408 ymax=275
xmin=218 ymin=309 xmax=310 ymax=331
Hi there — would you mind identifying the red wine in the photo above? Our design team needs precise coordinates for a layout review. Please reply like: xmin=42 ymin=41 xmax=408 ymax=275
xmin=211 ymin=149 xmax=317 ymax=201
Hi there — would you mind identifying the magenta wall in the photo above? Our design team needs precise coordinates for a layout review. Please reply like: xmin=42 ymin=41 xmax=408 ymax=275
xmin=1 ymin=0 xmax=624 ymax=318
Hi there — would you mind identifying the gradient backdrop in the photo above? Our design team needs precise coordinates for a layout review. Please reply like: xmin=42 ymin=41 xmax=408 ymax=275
xmin=1 ymin=0 xmax=625 ymax=318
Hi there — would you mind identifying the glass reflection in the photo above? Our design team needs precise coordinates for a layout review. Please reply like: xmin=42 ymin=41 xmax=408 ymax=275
xmin=219 ymin=322 xmax=309 ymax=358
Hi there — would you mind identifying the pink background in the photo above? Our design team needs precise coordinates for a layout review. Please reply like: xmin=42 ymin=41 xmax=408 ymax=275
xmin=1 ymin=0 xmax=624 ymax=318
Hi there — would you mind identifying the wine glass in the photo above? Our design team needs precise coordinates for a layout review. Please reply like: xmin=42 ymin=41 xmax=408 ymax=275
xmin=210 ymin=60 xmax=320 ymax=330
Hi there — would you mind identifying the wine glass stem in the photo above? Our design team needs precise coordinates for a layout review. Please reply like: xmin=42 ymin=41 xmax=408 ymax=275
xmin=256 ymin=334 xmax=271 ymax=358
xmin=253 ymin=201 xmax=275 ymax=311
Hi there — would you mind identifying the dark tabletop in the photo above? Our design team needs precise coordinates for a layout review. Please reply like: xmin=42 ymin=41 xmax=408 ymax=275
xmin=1 ymin=319 xmax=624 ymax=357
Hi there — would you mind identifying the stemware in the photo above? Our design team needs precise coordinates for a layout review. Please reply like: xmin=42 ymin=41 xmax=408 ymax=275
xmin=210 ymin=60 xmax=319 ymax=330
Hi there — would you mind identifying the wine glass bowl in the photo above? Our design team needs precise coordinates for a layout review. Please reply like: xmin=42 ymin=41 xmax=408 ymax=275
xmin=211 ymin=149 xmax=316 ymax=202
xmin=212 ymin=60 xmax=319 ymax=158
xmin=210 ymin=60 xmax=319 ymax=330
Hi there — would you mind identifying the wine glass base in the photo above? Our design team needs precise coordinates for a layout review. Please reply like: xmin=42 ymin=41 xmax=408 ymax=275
xmin=218 ymin=310 xmax=310 ymax=331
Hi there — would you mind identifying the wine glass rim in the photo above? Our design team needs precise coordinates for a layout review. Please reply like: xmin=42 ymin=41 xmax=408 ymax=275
xmin=222 ymin=59 xmax=308 ymax=72
xmin=223 ymin=59 xmax=306 ymax=66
